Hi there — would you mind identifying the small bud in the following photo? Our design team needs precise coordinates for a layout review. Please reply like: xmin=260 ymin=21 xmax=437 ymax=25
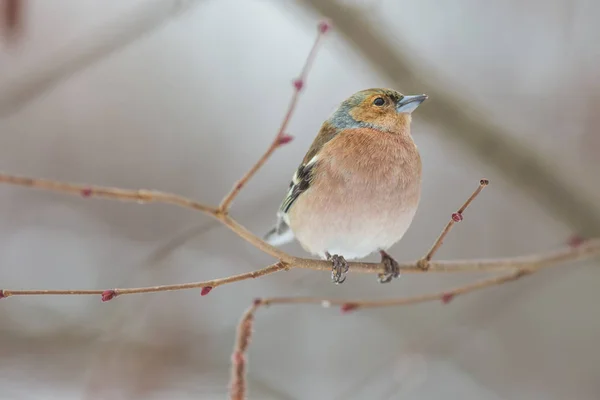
xmin=0 ymin=290 xmax=6 ymax=299
xmin=340 ymin=303 xmax=358 ymax=313
xmin=200 ymin=286 xmax=213 ymax=296
xmin=451 ymin=212 xmax=463 ymax=222
xmin=318 ymin=20 xmax=331 ymax=34
xmin=101 ymin=290 xmax=117 ymax=302
xmin=253 ymin=298 xmax=262 ymax=306
xmin=277 ymin=134 xmax=294 ymax=146
xmin=81 ymin=188 xmax=92 ymax=197
xmin=512 ymin=269 xmax=529 ymax=279
xmin=567 ymin=235 xmax=584 ymax=248
xmin=232 ymin=351 xmax=245 ymax=365
xmin=441 ymin=293 xmax=454 ymax=304
xmin=293 ymin=79 xmax=304 ymax=91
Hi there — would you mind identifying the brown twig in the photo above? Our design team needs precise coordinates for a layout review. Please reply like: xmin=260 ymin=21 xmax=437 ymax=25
xmin=227 ymin=236 xmax=600 ymax=394
xmin=418 ymin=179 xmax=489 ymax=269
xmin=229 ymin=301 xmax=261 ymax=400
xmin=1 ymin=169 xmax=599 ymax=300
xmin=0 ymin=263 xmax=287 ymax=299
xmin=218 ymin=20 xmax=331 ymax=213
xmin=260 ymin=271 xmax=532 ymax=310
xmin=2 ymin=238 xmax=598 ymax=299
xmin=0 ymin=173 xmax=218 ymax=214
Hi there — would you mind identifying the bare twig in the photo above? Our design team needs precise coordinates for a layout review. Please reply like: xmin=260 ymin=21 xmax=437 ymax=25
xmin=227 ymin=236 xmax=599 ymax=395
xmin=0 ymin=263 xmax=287 ymax=299
xmin=218 ymin=20 xmax=330 ymax=212
xmin=0 ymin=173 xmax=218 ymax=214
xmin=418 ymin=179 xmax=489 ymax=269
xmin=260 ymin=271 xmax=530 ymax=311
xmin=229 ymin=301 xmax=261 ymax=400
xmin=2 ymin=235 xmax=598 ymax=299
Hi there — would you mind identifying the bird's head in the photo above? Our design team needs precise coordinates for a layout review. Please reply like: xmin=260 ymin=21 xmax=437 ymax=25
xmin=328 ymin=88 xmax=427 ymax=134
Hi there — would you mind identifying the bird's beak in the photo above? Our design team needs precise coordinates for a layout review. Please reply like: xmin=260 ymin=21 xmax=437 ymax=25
xmin=396 ymin=94 xmax=428 ymax=114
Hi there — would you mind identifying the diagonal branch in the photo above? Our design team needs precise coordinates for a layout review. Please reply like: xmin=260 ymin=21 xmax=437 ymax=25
xmin=0 ymin=263 xmax=287 ymax=300
xmin=0 ymin=0 xmax=200 ymax=116
xmin=418 ymin=179 xmax=489 ymax=269
xmin=0 ymin=173 xmax=218 ymax=214
xmin=227 ymin=237 xmax=600 ymax=398
xmin=218 ymin=21 xmax=331 ymax=212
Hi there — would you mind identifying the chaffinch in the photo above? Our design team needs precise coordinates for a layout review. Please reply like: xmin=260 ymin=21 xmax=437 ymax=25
xmin=265 ymin=88 xmax=427 ymax=284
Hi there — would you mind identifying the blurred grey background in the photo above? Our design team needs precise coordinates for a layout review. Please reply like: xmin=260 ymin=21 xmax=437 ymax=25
xmin=0 ymin=0 xmax=599 ymax=398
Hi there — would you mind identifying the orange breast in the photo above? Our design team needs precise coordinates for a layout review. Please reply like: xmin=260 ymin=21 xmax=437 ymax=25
xmin=287 ymin=128 xmax=422 ymax=258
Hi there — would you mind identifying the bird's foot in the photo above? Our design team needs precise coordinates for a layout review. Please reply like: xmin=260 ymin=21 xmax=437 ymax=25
xmin=326 ymin=252 xmax=349 ymax=284
xmin=378 ymin=250 xmax=400 ymax=284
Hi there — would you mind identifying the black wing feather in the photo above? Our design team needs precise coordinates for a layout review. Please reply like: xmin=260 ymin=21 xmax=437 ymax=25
xmin=280 ymin=162 xmax=315 ymax=214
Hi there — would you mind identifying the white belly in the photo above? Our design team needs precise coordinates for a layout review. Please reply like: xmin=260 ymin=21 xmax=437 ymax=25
xmin=314 ymin=207 xmax=417 ymax=259
xmin=288 ymin=189 xmax=419 ymax=260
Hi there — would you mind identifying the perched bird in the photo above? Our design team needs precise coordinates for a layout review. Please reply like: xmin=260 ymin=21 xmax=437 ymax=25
xmin=264 ymin=88 xmax=427 ymax=284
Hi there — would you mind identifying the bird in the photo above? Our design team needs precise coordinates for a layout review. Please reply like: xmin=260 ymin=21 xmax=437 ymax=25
xmin=264 ymin=88 xmax=427 ymax=284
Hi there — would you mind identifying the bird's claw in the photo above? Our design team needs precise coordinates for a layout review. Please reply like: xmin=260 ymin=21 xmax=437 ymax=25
xmin=329 ymin=254 xmax=349 ymax=284
xmin=378 ymin=250 xmax=400 ymax=284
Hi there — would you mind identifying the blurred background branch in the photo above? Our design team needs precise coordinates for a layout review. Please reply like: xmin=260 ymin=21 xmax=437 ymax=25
xmin=0 ymin=0 xmax=200 ymax=117
xmin=300 ymin=0 xmax=600 ymax=238
xmin=1 ymin=0 xmax=24 ymax=43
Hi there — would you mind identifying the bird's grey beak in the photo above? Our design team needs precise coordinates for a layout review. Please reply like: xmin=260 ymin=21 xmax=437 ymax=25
xmin=396 ymin=94 xmax=428 ymax=114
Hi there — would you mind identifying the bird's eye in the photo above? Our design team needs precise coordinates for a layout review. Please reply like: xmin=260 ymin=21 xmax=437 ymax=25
xmin=373 ymin=97 xmax=385 ymax=106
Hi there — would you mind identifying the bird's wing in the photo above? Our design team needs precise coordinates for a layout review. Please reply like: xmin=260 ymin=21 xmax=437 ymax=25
xmin=263 ymin=121 xmax=339 ymax=247
xmin=278 ymin=121 xmax=341 ymax=214
xmin=300 ymin=121 xmax=339 ymax=165
xmin=263 ymin=156 xmax=318 ymax=246
xmin=279 ymin=159 xmax=316 ymax=214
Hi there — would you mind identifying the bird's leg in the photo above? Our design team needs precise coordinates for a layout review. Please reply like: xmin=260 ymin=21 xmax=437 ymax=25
xmin=325 ymin=252 xmax=349 ymax=284
xmin=378 ymin=250 xmax=400 ymax=283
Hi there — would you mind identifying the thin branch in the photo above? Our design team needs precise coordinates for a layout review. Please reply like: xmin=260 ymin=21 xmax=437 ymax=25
xmin=259 ymin=270 xmax=529 ymax=310
xmin=0 ymin=173 xmax=218 ymax=214
xmin=418 ymin=179 xmax=489 ymax=269
xmin=3 ymin=238 xmax=598 ymax=299
xmin=229 ymin=301 xmax=261 ymax=400
xmin=218 ymin=20 xmax=330 ymax=212
xmin=2 ymin=167 xmax=600 ymax=300
xmin=227 ymin=237 xmax=600 ymax=396
xmin=0 ymin=263 xmax=287 ymax=299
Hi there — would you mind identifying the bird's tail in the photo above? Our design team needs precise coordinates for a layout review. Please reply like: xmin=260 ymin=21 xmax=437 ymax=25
xmin=263 ymin=219 xmax=295 ymax=246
